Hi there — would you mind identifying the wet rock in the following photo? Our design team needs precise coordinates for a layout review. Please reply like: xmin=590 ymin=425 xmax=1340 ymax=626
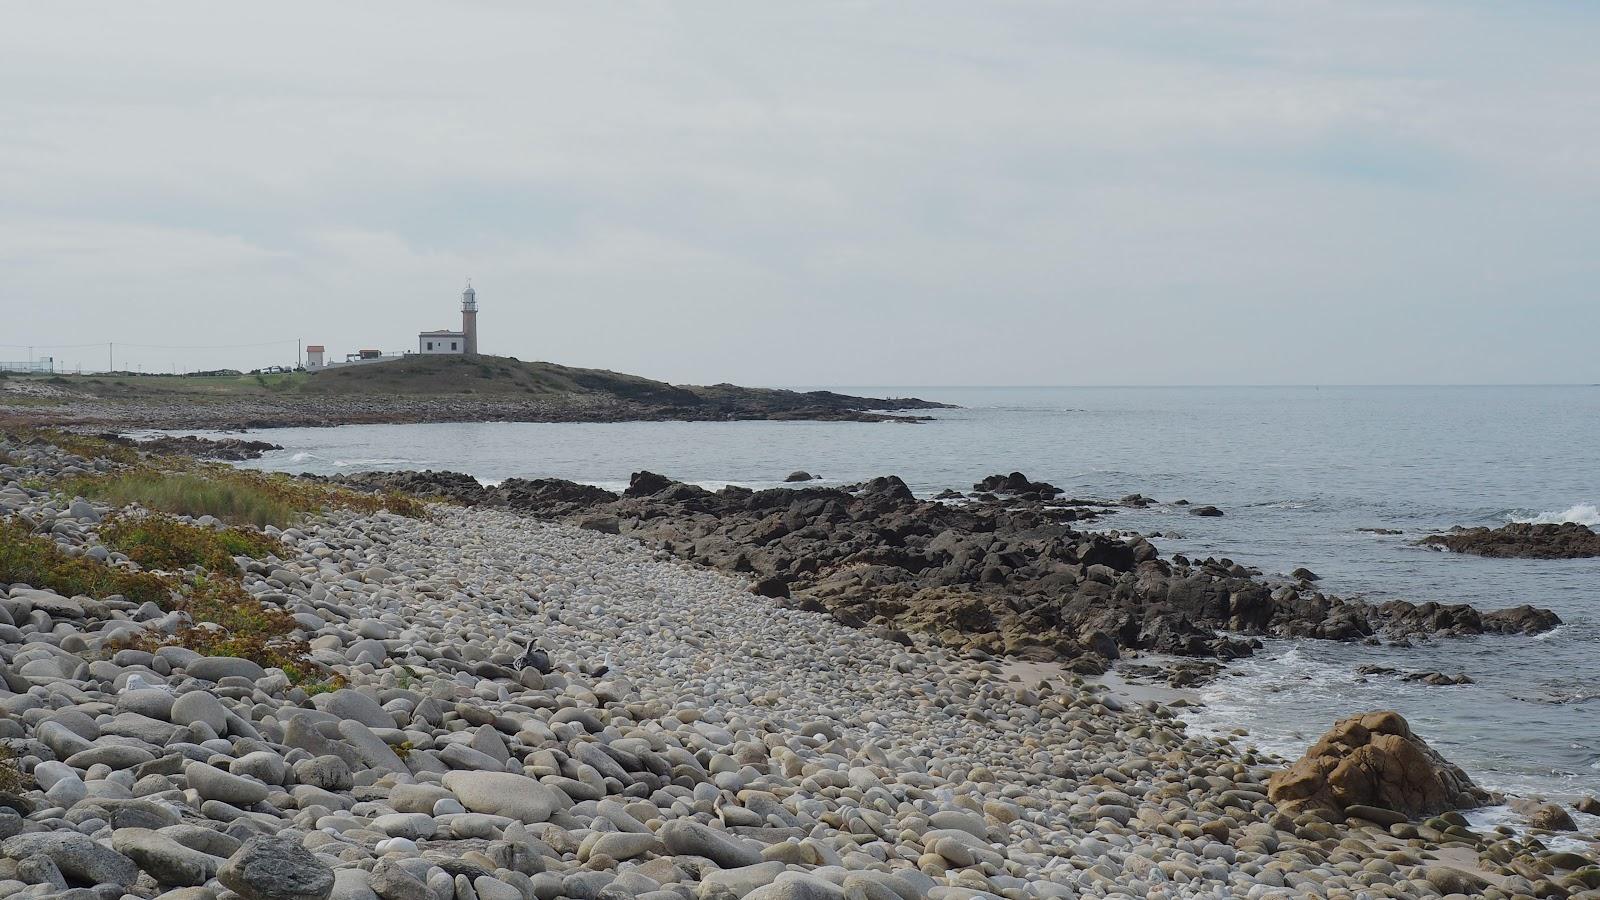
xmin=1420 ymin=521 xmax=1600 ymax=559
xmin=1527 ymin=803 xmax=1577 ymax=832
xmin=972 ymin=472 xmax=1061 ymax=497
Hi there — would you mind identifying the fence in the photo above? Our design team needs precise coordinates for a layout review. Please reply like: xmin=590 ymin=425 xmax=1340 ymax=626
xmin=0 ymin=359 xmax=54 ymax=374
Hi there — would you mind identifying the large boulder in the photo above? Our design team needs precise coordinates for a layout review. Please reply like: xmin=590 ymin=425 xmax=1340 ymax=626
xmin=1267 ymin=711 xmax=1492 ymax=819
xmin=440 ymin=771 xmax=562 ymax=823
xmin=218 ymin=833 xmax=334 ymax=900
xmin=624 ymin=470 xmax=674 ymax=498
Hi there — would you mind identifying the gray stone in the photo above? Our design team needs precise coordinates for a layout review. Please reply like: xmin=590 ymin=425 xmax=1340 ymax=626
xmin=187 ymin=656 xmax=267 ymax=682
xmin=230 ymin=750 xmax=288 ymax=785
xmin=332 ymin=868 xmax=380 ymax=900
xmin=111 ymin=827 xmax=222 ymax=886
xmin=371 ymin=813 xmax=436 ymax=840
xmin=310 ymin=689 xmax=394 ymax=729
xmin=186 ymin=761 xmax=269 ymax=806
xmin=294 ymin=754 xmax=353 ymax=791
xmin=745 ymin=874 xmax=845 ymax=900
xmin=66 ymin=743 xmax=158 ymax=770
xmin=160 ymin=823 xmax=242 ymax=858
xmin=441 ymin=770 xmax=562 ymax=824
xmin=659 ymin=821 xmax=763 ymax=869
xmin=218 ymin=833 xmax=335 ymax=900
xmin=697 ymin=862 xmax=784 ymax=900
xmin=102 ymin=711 xmax=182 ymax=745
xmin=283 ymin=716 xmax=361 ymax=769
xmin=337 ymin=720 xmax=408 ymax=773
xmin=171 ymin=691 xmax=230 ymax=733
xmin=118 ymin=689 xmax=178 ymax=720
xmin=439 ymin=742 xmax=503 ymax=771
xmin=369 ymin=857 xmax=429 ymax=900
xmin=589 ymin=831 xmax=661 ymax=862
xmin=1 ymin=831 xmax=140 ymax=887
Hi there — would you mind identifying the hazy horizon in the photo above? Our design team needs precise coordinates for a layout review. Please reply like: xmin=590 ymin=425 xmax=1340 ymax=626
xmin=4 ymin=3 xmax=1597 ymax=385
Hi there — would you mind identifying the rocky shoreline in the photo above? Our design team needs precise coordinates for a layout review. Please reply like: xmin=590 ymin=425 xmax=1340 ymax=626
xmin=0 ymin=437 xmax=1597 ymax=899
xmin=326 ymin=470 xmax=1562 ymax=679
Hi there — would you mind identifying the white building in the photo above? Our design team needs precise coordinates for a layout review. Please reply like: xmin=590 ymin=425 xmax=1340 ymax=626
xmin=417 ymin=282 xmax=479 ymax=355
xmin=418 ymin=330 xmax=464 ymax=354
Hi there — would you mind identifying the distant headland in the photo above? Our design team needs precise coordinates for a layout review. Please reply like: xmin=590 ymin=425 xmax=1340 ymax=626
xmin=0 ymin=354 xmax=952 ymax=430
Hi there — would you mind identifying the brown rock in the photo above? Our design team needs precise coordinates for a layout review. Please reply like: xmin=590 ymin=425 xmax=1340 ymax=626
xmin=1527 ymin=803 xmax=1577 ymax=832
xmin=1266 ymin=711 xmax=1492 ymax=820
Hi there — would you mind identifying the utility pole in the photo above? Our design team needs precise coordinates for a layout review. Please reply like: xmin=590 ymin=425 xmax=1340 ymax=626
xmin=108 ymin=342 xmax=114 ymax=373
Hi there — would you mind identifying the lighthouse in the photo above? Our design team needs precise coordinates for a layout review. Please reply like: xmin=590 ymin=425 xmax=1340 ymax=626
xmin=461 ymin=281 xmax=479 ymax=355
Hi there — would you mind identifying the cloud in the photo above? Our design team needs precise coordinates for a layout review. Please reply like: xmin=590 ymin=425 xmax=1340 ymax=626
xmin=1 ymin=1 xmax=1597 ymax=382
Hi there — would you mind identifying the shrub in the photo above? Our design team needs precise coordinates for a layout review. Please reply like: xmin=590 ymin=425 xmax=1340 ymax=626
xmin=0 ymin=518 xmax=172 ymax=605
xmin=134 ymin=575 xmax=333 ymax=688
xmin=99 ymin=511 xmax=283 ymax=572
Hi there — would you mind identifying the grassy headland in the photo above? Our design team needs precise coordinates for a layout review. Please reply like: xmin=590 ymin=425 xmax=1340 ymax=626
xmin=0 ymin=355 xmax=950 ymax=429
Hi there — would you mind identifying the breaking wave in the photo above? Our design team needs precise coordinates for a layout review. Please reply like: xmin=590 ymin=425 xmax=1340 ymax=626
xmin=1514 ymin=503 xmax=1600 ymax=526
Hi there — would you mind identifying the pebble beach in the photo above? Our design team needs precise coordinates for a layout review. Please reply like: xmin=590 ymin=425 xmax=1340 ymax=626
xmin=1 ymin=435 xmax=1598 ymax=900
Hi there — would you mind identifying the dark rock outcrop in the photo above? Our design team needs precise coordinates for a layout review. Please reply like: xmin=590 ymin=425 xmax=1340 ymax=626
xmin=1420 ymin=522 xmax=1600 ymax=559
xmin=973 ymin=472 xmax=1062 ymax=498
xmin=1267 ymin=711 xmax=1493 ymax=819
xmin=100 ymin=433 xmax=282 ymax=461
xmin=785 ymin=471 xmax=817 ymax=482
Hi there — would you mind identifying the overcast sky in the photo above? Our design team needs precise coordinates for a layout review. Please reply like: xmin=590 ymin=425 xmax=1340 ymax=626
xmin=2 ymin=2 xmax=1596 ymax=385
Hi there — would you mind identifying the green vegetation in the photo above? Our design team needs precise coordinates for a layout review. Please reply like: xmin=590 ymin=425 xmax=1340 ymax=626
xmin=65 ymin=466 xmax=425 ymax=528
xmin=0 ymin=746 xmax=32 ymax=795
xmin=99 ymin=511 xmax=283 ymax=572
xmin=71 ymin=470 xmax=302 ymax=528
xmin=0 ymin=518 xmax=172 ymax=605
xmin=134 ymin=574 xmax=337 ymax=688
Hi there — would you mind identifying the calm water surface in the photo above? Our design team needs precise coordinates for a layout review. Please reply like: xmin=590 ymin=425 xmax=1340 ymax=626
xmin=182 ymin=386 xmax=1599 ymax=801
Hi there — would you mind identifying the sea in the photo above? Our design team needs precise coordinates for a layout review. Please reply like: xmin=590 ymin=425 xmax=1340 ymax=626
xmin=171 ymin=385 xmax=1599 ymax=805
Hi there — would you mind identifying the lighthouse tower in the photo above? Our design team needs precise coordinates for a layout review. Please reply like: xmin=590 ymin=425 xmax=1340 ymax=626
xmin=461 ymin=281 xmax=479 ymax=355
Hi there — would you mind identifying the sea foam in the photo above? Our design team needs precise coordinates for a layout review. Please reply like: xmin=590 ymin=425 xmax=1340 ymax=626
xmin=1515 ymin=503 xmax=1600 ymax=526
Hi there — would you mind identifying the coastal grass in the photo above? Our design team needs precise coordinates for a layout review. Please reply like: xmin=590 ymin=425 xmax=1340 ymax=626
xmin=0 ymin=518 xmax=174 ymax=605
xmin=99 ymin=511 xmax=284 ymax=572
xmin=65 ymin=466 xmax=426 ymax=528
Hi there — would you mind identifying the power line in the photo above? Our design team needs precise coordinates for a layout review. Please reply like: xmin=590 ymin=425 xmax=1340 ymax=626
xmin=0 ymin=338 xmax=299 ymax=351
